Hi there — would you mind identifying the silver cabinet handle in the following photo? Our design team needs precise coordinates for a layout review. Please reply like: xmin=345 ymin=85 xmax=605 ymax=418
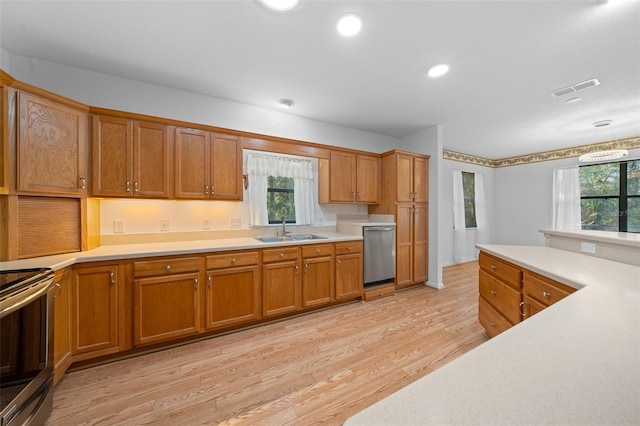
xmin=194 ymin=278 xmax=198 ymax=290
xmin=126 ymin=181 xmax=131 ymax=192
xmin=80 ymin=177 xmax=87 ymax=190
xmin=295 ymin=265 xmax=299 ymax=274
xmin=337 ymin=259 xmax=341 ymax=267
xmin=109 ymin=272 xmax=115 ymax=284
xmin=351 ymin=191 xmax=355 ymax=200
xmin=208 ymin=276 xmax=212 ymax=288
xmin=211 ymin=185 xmax=215 ymax=194
xmin=519 ymin=301 xmax=528 ymax=317
xmin=134 ymin=181 xmax=139 ymax=192
xmin=205 ymin=185 xmax=209 ymax=195
xmin=542 ymin=291 xmax=551 ymax=298
xmin=54 ymin=282 xmax=62 ymax=297
xmin=357 ymin=192 xmax=361 ymax=200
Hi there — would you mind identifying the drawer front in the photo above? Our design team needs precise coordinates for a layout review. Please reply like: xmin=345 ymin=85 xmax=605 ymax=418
xmin=522 ymin=294 xmax=546 ymax=319
xmin=207 ymin=251 xmax=259 ymax=270
xmin=523 ymin=271 xmax=574 ymax=307
xmin=479 ymin=252 xmax=521 ymax=290
xmin=262 ymin=247 xmax=299 ymax=263
xmin=134 ymin=256 xmax=200 ymax=278
xmin=301 ymin=243 xmax=335 ymax=258
xmin=479 ymin=269 xmax=521 ymax=325
xmin=478 ymin=296 xmax=513 ymax=338
xmin=335 ymin=241 xmax=363 ymax=255
xmin=364 ymin=284 xmax=395 ymax=302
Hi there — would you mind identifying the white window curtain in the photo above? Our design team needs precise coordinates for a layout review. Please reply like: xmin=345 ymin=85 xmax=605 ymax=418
xmin=452 ymin=170 xmax=488 ymax=263
xmin=552 ymin=167 xmax=581 ymax=230
xmin=246 ymin=152 xmax=314 ymax=226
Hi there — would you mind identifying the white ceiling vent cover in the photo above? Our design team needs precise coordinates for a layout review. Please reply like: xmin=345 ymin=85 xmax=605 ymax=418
xmin=551 ymin=78 xmax=600 ymax=97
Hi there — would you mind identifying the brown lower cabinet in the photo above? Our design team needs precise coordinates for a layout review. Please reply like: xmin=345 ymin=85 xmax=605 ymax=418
xmin=301 ymin=244 xmax=334 ymax=307
xmin=478 ymin=251 xmax=577 ymax=338
xmin=53 ymin=268 xmax=72 ymax=384
xmin=262 ymin=247 xmax=301 ymax=317
xmin=335 ymin=241 xmax=363 ymax=300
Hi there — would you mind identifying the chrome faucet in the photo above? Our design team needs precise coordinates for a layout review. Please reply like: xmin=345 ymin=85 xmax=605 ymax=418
xmin=280 ymin=207 xmax=287 ymax=238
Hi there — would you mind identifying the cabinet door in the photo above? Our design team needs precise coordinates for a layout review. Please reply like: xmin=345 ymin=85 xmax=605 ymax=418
xmin=330 ymin=151 xmax=356 ymax=202
xmin=395 ymin=204 xmax=413 ymax=287
xmin=206 ymin=266 xmax=260 ymax=330
xmin=134 ymin=272 xmax=200 ymax=346
xmin=335 ymin=252 xmax=362 ymax=300
xmin=210 ymin=133 xmax=242 ymax=200
xmin=92 ymin=115 xmax=132 ymax=197
xmin=396 ymin=153 xmax=414 ymax=202
xmin=302 ymin=256 xmax=333 ymax=307
xmin=18 ymin=91 xmax=88 ymax=195
xmin=71 ymin=264 xmax=119 ymax=355
xmin=263 ymin=261 xmax=300 ymax=317
xmin=412 ymin=156 xmax=429 ymax=203
xmin=412 ymin=204 xmax=429 ymax=283
xmin=356 ymin=154 xmax=380 ymax=204
xmin=175 ymin=127 xmax=209 ymax=199
xmin=134 ymin=121 xmax=170 ymax=198
xmin=53 ymin=268 xmax=72 ymax=383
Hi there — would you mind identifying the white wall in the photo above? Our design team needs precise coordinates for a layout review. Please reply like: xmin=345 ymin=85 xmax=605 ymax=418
xmin=0 ymin=47 xmax=9 ymax=70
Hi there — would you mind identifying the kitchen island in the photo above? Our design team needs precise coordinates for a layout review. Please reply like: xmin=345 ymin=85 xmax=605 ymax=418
xmin=346 ymin=244 xmax=640 ymax=425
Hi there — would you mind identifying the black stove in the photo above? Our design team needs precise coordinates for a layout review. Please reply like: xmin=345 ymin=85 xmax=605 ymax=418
xmin=0 ymin=268 xmax=52 ymax=295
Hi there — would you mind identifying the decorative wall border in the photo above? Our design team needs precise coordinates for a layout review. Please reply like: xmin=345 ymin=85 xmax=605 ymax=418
xmin=443 ymin=136 xmax=640 ymax=168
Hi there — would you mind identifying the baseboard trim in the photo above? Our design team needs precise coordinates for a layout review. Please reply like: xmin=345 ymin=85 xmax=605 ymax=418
xmin=425 ymin=281 xmax=445 ymax=290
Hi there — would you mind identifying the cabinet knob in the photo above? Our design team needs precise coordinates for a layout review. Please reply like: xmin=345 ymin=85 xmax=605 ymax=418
xmin=166 ymin=265 xmax=171 ymax=272
xmin=490 ymin=322 xmax=497 ymax=328
xmin=542 ymin=291 xmax=551 ymax=298
xmin=280 ymin=252 xmax=284 ymax=258
xmin=347 ymin=246 xmax=352 ymax=251
xmin=316 ymin=249 xmax=321 ymax=254
xmin=490 ymin=264 xmax=497 ymax=271
xmin=491 ymin=290 xmax=497 ymax=296
xmin=231 ymin=258 xmax=237 ymax=263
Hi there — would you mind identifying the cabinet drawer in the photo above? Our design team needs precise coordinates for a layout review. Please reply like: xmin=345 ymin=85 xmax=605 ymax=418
xmin=207 ymin=251 xmax=258 ymax=269
xmin=523 ymin=271 xmax=575 ymax=307
xmin=133 ymin=257 xmax=200 ymax=278
xmin=301 ymin=244 xmax=334 ymax=258
xmin=335 ymin=241 xmax=363 ymax=255
xmin=479 ymin=252 xmax=521 ymax=290
xmin=478 ymin=296 xmax=513 ymax=338
xmin=479 ymin=269 xmax=521 ymax=325
xmin=364 ymin=283 xmax=395 ymax=302
xmin=262 ymin=247 xmax=299 ymax=263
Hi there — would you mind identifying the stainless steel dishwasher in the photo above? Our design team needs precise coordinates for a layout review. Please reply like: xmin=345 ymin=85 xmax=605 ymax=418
xmin=363 ymin=225 xmax=396 ymax=286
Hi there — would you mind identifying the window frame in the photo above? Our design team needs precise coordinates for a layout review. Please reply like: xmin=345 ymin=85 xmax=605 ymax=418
xmin=266 ymin=175 xmax=296 ymax=225
xmin=461 ymin=171 xmax=478 ymax=229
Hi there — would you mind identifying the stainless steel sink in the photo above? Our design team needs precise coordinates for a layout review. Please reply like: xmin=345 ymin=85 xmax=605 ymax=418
xmin=288 ymin=234 xmax=327 ymax=240
xmin=254 ymin=234 xmax=327 ymax=243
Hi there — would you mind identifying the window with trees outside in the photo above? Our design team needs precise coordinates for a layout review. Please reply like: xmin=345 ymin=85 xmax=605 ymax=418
xmin=579 ymin=160 xmax=640 ymax=233
xmin=462 ymin=171 xmax=477 ymax=228
xmin=267 ymin=176 xmax=296 ymax=224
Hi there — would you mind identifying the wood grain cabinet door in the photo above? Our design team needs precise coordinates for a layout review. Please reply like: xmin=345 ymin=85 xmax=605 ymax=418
xmin=71 ymin=264 xmax=119 ymax=356
xmin=134 ymin=272 xmax=200 ymax=346
xmin=53 ymin=268 xmax=72 ymax=383
xmin=205 ymin=265 xmax=260 ymax=330
xmin=335 ymin=252 xmax=362 ymax=300
xmin=329 ymin=151 xmax=356 ymax=202
xmin=412 ymin=156 xmax=429 ymax=203
xmin=356 ymin=154 xmax=380 ymax=204
xmin=395 ymin=153 xmax=414 ymax=202
xmin=395 ymin=204 xmax=413 ymax=287
xmin=263 ymin=260 xmax=300 ymax=317
xmin=92 ymin=115 xmax=132 ymax=197
xmin=302 ymin=256 xmax=334 ymax=307
xmin=133 ymin=121 xmax=170 ymax=198
xmin=17 ymin=91 xmax=88 ymax=196
xmin=210 ymin=133 xmax=242 ymax=200
xmin=412 ymin=204 xmax=429 ymax=283
xmin=175 ymin=127 xmax=209 ymax=199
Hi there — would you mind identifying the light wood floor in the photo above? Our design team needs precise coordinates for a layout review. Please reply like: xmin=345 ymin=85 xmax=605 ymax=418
xmin=47 ymin=261 xmax=486 ymax=425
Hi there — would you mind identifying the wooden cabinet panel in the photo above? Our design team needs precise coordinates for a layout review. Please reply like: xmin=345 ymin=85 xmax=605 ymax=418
xmin=133 ymin=256 xmax=199 ymax=278
xmin=207 ymin=251 xmax=259 ymax=269
xmin=479 ymin=270 xmax=521 ymax=325
xmin=335 ymin=251 xmax=362 ymax=300
xmin=396 ymin=204 xmax=413 ymax=287
xmin=396 ymin=154 xmax=414 ymax=202
xmin=478 ymin=296 xmax=513 ymax=338
xmin=413 ymin=156 xmax=429 ymax=203
xmin=301 ymin=243 xmax=334 ymax=258
xmin=263 ymin=260 xmax=300 ymax=317
xmin=335 ymin=241 xmax=362 ymax=255
xmin=17 ymin=91 xmax=88 ymax=196
xmin=479 ymin=252 xmax=521 ymax=291
xmin=329 ymin=151 xmax=356 ymax=202
xmin=413 ymin=204 xmax=429 ymax=283
xmin=92 ymin=116 xmax=132 ymax=197
xmin=210 ymin=133 xmax=242 ymax=200
xmin=133 ymin=121 xmax=170 ymax=198
xmin=356 ymin=154 xmax=380 ymax=203
xmin=53 ymin=268 xmax=72 ymax=384
xmin=522 ymin=294 xmax=545 ymax=319
xmin=206 ymin=265 xmax=260 ymax=330
xmin=71 ymin=264 xmax=119 ymax=356
xmin=175 ymin=127 xmax=209 ymax=199
xmin=263 ymin=247 xmax=299 ymax=263
xmin=302 ymin=255 xmax=333 ymax=307
xmin=134 ymin=272 xmax=200 ymax=346
xmin=523 ymin=271 xmax=575 ymax=307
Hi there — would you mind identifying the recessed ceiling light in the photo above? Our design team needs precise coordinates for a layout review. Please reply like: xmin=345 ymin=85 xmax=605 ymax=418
xmin=259 ymin=0 xmax=300 ymax=11
xmin=278 ymin=98 xmax=295 ymax=108
xmin=337 ymin=13 xmax=362 ymax=37
xmin=427 ymin=64 xmax=450 ymax=78
xmin=565 ymin=97 xmax=582 ymax=104
xmin=593 ymin=119 xmax=612 ymax=127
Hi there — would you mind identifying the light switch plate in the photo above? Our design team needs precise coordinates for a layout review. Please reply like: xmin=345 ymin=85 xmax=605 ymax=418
xmin=581 ymin=242 xmax=596 ymax=254
xmin=113 ymin=220 xmax=124 ymax=233
xmin=230 ymin=217 xmax=241 ymax=228
xmin=160 ymin=219 xmax=170 ymax=232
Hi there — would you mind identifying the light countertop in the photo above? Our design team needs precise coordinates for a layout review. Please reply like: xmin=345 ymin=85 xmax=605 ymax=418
xmin=346 ymin=244 xmax=640 ymax=425
xmin=0 ymin=232 xmax=362 ymax=271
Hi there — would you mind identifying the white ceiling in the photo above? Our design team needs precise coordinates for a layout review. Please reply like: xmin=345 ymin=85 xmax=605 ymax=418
xmin=1 ymin=0 xmax=639 ymax=159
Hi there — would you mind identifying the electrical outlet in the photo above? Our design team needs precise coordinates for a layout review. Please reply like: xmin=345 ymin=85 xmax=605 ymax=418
xmin=113 ymin=220 xmax=124 ymax=233
xmin=160 ymin=219 xmax=170 ymax=232
xmin=581 ymin=242 xmax=596 ymax=254
xmin=203 ymin=218 xmax=212 ymax=230
xmin=230 ymin=217 xmax=241 ymax=228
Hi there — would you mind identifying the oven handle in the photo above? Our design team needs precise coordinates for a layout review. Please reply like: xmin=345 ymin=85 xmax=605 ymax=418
xmin=0 ymin=277 xmax=54 ymax=318
xmin=364 ymin=227 xmax=395 ymax=232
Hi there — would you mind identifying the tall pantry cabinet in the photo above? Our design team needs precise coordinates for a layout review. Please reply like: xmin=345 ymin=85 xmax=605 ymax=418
xmin=369 ymin=150 xmax=430 ymax=288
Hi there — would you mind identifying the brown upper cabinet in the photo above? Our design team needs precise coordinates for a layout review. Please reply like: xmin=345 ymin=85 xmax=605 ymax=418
xmin=174 ymin=127 xmax=242 ymax=200
xmin=17 ymin=91 xmax=89 ymax=196
xmin=395 ymin=152 xmax=429 ymax=203
xmin=92 ymin=115 xmax=171 ymax=198
xmin=320 ymin=151 xmax=380 ymax=204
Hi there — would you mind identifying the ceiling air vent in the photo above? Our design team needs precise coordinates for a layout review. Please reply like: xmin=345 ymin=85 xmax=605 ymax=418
xmin=551 ymin=78 xmax=600 ymax=98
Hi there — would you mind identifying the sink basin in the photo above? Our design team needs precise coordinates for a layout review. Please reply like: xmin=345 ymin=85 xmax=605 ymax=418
xmin=288 ymin=234 xmax=328 ymax=240
xmin=254 ymin=236 xmax=293 ymax=243
xmin=254 ymin=234 xmax=327 ymax=243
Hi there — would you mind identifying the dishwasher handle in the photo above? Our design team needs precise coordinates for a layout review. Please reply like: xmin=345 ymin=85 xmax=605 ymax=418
xmin=364 ymin=227 xmax=395 ymax=232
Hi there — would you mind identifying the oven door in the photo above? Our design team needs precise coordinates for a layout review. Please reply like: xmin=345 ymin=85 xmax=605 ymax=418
xmin=0 ymin=274 xmax=54 ymax=426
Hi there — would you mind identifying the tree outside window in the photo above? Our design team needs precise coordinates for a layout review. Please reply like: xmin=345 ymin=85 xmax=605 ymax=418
xmin=267 ymin=176 xmax=296 ymax=224
xmin=462 ymin=171 xmax=477 ymax=228
xmin=579 ymin=160 xmax=640 ymax=233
